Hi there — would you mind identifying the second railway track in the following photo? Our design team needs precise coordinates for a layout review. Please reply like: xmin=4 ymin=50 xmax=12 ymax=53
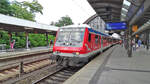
xmin=33 ymin=66 xmax=81 ymax=84
xmin=0 ymin=51 xmax=56 ymax=83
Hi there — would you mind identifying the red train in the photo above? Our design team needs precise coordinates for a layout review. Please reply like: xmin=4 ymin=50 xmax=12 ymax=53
xmin=53 ymin=24 xmax=120 ymax=66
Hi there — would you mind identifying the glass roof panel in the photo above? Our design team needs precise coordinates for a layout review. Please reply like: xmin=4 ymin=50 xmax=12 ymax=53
xmin=121 ymin=0 xmax=131 ymax=21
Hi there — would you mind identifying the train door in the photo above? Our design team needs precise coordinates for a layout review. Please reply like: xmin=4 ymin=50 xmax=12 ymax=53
xmin=106 ymin=37 xmax=108 ymax=47
xmin=101 ymin=36 xmax=103 ymax=49
xmin=87 ymin=33 xmax=92 ymax=52
xmin=95 ymin=35 xmax=99 ymax=50
xmin=103 ymin=36 xmax=106 ymax=48
xmin=99 ymin=35 xmax=101 ymax=48
xmin=102 ymin=36 xmax=105 ymax=47
xmin=91 ymin=34 xmax=95 ymax=50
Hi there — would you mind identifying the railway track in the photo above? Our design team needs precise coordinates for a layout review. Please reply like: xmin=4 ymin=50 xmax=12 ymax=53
xmin=31 ymin=47 xmax=112 ymax=84
xmin=0 ymin=51 xmax=56 ymax=83
xmin=33 ymin=66 xmax=81 ymax=84
xmin=0 ymin=46 xmax=114 ymax=84
xmin=0 ymin=58 xmax=55 ymax=82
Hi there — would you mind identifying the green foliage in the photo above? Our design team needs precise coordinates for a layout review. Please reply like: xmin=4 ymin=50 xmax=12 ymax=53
xmin=12 ymin=32 xmax=26 ymax=48
xmin=0 ymin=0 xmax=12 ymax=15
xmin=11 ymin=2 xmax=35 ymax=21
xmin=10 ymin=0 xmax=43 ymax=21
xmin=52 ymin=15 xmax=74 ymax=27
xmin=0 ymin=31 xmax=55 ymax=49
xmin=0 ymin=0 xmax=43 ymax=21
xmin=21 ymin=0 xmax=43 ymax=14
xmin=29 ymin=33 xmax=55 ymax=47
xmin=0 ymin=0 xmax=55 ymax=49
xmin=0 ymin=30 xmax=10 ymax=49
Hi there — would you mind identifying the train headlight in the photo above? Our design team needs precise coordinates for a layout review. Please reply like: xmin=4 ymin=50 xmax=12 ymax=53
xmin=66 ymin=42 xmax=69 ymax=45
xmin=73 ymin=52 xmax=80 ymax=56
xmin=76 ymin=52 xmax=80 ymax=55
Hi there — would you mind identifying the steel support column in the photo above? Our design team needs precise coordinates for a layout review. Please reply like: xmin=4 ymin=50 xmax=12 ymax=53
xmin=143 ymin=32 xmax=147 ymax=49
xmin=128 ymin=26 xmax=132 ymax=57
xmin=146 ymin=31 xmax=149 ymax=50
xmin=26 ymin=32 xmax=29 ymax=49
xmin=124 ymin=30 xmax=128 ymax=50
xmin=8 ymin=32 xmax=12 ymax=42
xmin=46 ymin=33 xmax=49 ymax=46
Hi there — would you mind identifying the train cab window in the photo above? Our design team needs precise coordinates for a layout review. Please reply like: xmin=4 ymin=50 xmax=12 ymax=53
xmin=95 ymin=35 xmax=98 ymax=44
xmin=88 ymin=33 xmax=91 ymax=42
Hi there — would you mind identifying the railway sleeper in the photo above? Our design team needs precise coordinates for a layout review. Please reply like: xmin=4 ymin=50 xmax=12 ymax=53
xmin=0 ymin=59 xmax=53 ymax=82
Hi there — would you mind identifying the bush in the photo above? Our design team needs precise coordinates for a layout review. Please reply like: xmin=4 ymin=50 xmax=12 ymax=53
xmin=0 ymin=31 xmax=55 ymax=49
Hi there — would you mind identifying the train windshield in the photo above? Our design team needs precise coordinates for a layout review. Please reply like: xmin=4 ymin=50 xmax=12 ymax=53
xmin=55 ymin=28 xmax=85 ymax=47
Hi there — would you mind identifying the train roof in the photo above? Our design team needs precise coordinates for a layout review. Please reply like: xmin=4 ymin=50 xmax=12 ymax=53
xmin=60 ymin=24 xmax=91 ymax=28
xmin=60 ymin=24 xmax=109 ymax=37
xmin=88 ymin=28 xmax=109 ymax=36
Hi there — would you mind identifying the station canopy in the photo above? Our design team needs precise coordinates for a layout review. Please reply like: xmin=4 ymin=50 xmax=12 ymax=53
xmin=87 ymin=0 xmax=150 ymax=35
xmin=0 ymin=14 xmax=58 ymax=35
xmin=88 ymin=0 xmax=124 ymax=22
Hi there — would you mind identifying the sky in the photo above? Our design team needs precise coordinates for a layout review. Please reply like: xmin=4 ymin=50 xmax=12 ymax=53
xmin=12 ymin=0 xmax=96 ymax=25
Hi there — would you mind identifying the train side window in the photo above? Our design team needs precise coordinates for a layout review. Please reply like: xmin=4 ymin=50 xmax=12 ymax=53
xmin=95 ymin=35 xmax=98 ymax=44
xmin=88 ymin=33 xmax=91 ymax=42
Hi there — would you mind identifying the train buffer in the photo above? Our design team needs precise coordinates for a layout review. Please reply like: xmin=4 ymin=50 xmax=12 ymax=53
xmin=64 ymin=45 xmax=150 ymax=84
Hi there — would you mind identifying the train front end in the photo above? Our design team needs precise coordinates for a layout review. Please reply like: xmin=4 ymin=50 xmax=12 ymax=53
xmin=53 ymin=27 xmax=87 ymax=66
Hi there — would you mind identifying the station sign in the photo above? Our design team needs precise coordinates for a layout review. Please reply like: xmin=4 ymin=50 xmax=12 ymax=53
xmin=106 ymin=22 xmax=127 ymax=30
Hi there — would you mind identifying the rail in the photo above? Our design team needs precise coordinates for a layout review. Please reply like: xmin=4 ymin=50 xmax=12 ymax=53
xmin=0 ymin=52 xmax=54 ymax=83
xmin=32 ymin=67 xmax=81 ymax=84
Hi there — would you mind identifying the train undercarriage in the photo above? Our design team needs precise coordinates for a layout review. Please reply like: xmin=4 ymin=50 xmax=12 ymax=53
xmin=51 ymin=55 xmax=89 ymax=67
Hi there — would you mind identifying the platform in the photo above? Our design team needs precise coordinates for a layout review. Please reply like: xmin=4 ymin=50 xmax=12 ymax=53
xmin=0 ymin=46 xmax=52 ymax=58
xmin=64 ymin=45 xmax=150 ymax=84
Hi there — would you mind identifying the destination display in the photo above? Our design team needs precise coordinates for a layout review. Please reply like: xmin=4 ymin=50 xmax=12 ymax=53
xmin=106 ymin=22 xmax=127 ymax=30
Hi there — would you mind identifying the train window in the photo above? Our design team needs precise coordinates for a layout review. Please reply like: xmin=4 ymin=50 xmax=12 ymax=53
xmin=88 ymin=33 xmax=91 ymax=42
xmin=95 ymin=35 xmax=98 ymax=44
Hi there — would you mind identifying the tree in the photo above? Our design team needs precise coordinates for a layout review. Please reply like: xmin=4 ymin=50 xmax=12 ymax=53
xmin=21 ymin=0 xmax=43 ymax=14
xmin=10 ymin=0 xmax=43 ymax=21
xmin=11 ymin=2 xmax=35 ymax=21
xmin=0 ymin=0 xmax=12 ymax=15
xmin=52 ymin=16 xmax=74 ymax=27
xmin=0 ymin=0 xmax=46 ymax=49
xmin=0 ymin=0 xmax=43 ymax=21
